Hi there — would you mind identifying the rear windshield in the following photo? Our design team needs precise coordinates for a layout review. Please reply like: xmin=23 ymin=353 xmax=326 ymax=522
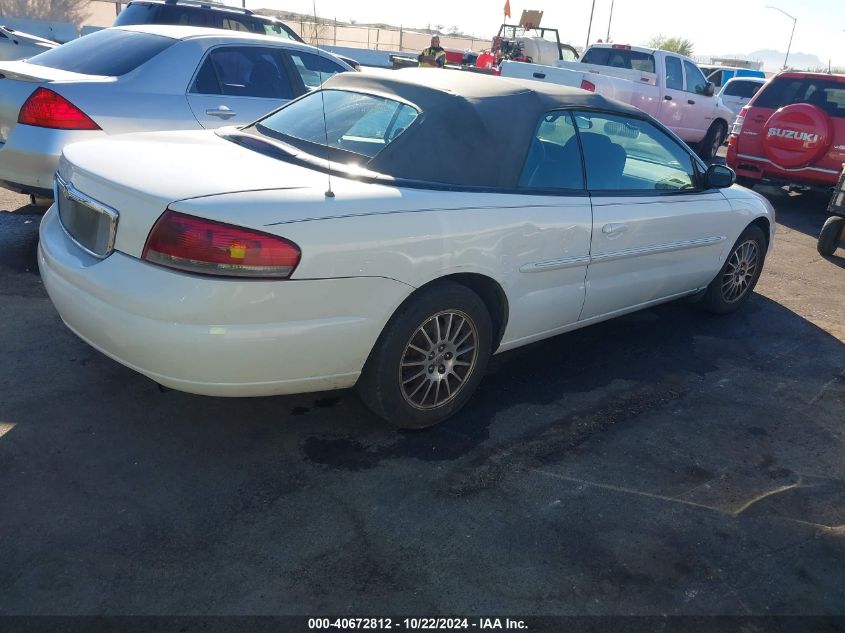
xmin=255 ymin=89 xmax=419 ymax=159
xmin=581 ymin=47 xmax=656 ymax=74
xmin=27 ymin=29 xmax=174 ymax=76
xmin=723 ymin=80 xmax=763 ymax=98
xmin=754 ymin=77 xmax=845 ymax=118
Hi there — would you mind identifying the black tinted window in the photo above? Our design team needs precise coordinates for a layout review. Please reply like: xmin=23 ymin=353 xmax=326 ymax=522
xmin=113 ymin=3 xmax=160 ymax=26
xmin=192 ymin=46 xmax=294 ymax=99
xmin=582 ymin=47 xmax=655 ymax=73
xmin=723 ymin=80 xmax=763 ymax=98
xmin=754 ymin=77 xmax=845 ymax=118
xmin=221 ymin=17 xmax=257 ymax=32
xmin=519 ymin=112 xmax=584 ymax=190
xmin=157 ymin=5 xmax=216 ymax=27
xmin=116 ymin=3 xmax=265 ymax=33
xmin=27 ymin=29 xmax=173 ymax=76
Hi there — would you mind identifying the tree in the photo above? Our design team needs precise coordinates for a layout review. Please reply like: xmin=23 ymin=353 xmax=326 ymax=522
xmin=2 ymin=0 xmax=89 ymax=25
xmin=647 ymin=35 xmax=694 ymax=56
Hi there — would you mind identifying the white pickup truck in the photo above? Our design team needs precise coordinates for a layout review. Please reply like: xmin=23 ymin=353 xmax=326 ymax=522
xmin=500 ymin=43 xmax=734 ymax=159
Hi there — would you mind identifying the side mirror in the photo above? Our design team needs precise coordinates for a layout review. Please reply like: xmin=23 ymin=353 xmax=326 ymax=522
xmin=704 ymin=164 xmax=736 ymax=188
xmin=704 ymin=82 xmax=715 ymax=97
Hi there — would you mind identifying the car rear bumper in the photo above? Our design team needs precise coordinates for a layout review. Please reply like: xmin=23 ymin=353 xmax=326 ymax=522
xmin=38 ymin=205 xmax=413 ymax=397
xmin=0 ymin=125 xmax=104 ymax=196
xmin=727 ymin=144 xmax=841 ymax=187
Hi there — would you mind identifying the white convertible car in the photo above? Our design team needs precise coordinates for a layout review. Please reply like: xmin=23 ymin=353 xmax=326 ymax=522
xmin=39 ymin=69 xmax=775 ymax=428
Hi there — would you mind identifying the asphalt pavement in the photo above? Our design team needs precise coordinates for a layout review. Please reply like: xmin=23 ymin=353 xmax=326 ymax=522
xmin=0 ymin=183 xmax=843 ymax=616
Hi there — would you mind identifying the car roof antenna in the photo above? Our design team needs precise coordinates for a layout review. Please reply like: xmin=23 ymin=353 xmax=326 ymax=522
xmin=314 ymin=0 xmax=334 ymax=198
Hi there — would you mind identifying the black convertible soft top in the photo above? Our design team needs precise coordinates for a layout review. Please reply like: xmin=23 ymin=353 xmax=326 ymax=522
xmin=322 ymin=68 xmax=645 ymax=188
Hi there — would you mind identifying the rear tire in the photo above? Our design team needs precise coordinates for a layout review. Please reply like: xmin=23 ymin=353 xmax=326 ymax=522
xmin=700 ymin=224 xmax=767 ymax=314
xmin=357 ymin=281 xmax=493 ymax=429
xmin=817 ymin=216 xmax=845 ymax=256
xmin=697 ymin=121 xmax=727 ymax=161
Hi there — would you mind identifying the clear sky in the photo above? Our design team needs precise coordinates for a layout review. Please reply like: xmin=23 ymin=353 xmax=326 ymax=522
xmin=236 ymin=0 xmax=843 ymax=69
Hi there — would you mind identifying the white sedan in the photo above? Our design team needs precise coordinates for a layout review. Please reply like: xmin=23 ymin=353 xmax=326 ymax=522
xmin=0 ymin=24 xmax=351 ymax=200
xmin=39 ymin=69 xmax=775 ymax=428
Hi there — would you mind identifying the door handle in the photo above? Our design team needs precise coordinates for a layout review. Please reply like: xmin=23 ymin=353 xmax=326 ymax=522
xmin=664 ymin=95 xmax=672 ymax=101
xmin=206 ymin=106 xmax=236 ymax=119
xmin=602 ymin=223 xmax=629 ymax=235
xmin=533 ymin=72 xmax=546 ymax=79
xmin=687 ymin=99 xmax=696 ymax=105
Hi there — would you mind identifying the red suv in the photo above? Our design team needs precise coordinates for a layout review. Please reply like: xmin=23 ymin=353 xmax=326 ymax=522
xmin=727 ymin=72 xmax=845 ymax=188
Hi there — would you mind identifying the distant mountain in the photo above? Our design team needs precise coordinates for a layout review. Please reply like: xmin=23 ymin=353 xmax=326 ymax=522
xmin=747 ymin=49 xmax=826 ymax=72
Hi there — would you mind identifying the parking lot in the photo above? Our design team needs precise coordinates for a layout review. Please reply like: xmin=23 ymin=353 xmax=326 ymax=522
xmin=0 ymin=182 xmax=844 ymax=615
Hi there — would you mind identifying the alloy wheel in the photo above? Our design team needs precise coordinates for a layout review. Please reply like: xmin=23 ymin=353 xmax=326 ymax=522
xmin=399 ymin=310 xmax=479 ymax=410
xmin=721 ymin=239 xmax=759 ymax=303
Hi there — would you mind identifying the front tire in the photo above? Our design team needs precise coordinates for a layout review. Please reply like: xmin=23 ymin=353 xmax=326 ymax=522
xmin=357 ymin=281 xmax=493 ymax=429
xmin=817 ymin=216 xmax=844 ymax=256
xmin=701 ymin=224 xmax=767 ymax=314
xmin=697 ymin=121 xmax=727 ymax=161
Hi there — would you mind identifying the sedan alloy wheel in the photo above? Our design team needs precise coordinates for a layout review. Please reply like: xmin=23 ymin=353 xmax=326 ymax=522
xmin=400 ymin=310 xmax=479 ymax=410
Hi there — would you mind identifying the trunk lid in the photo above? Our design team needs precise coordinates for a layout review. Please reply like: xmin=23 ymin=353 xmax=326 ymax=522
xmin=59 ymin=129 xmax=341 ymax=257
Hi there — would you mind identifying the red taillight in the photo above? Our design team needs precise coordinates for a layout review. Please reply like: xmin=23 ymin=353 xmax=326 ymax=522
xmin=580 ymin=79 xmax=596 ymax=92
xmin=18 ymin=87 xmax=100 ymax=130
xmin=142 ymin=210 xmax=301 ymax=279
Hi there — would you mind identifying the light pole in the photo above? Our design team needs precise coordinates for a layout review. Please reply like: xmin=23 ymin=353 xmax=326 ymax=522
xmin=766 ymin=5 xmax=797 ymax=70
xmin=606 ymin=0 xmax=615 ymax=42
xmin=585 ymin=0 xmax=596 ymax=51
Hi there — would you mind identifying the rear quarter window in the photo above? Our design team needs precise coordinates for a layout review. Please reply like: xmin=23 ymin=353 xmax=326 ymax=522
xmin=255 ymin=89 xmax=418 ymax=159
xmin=27 ymin=29 xmax=174 ymax=76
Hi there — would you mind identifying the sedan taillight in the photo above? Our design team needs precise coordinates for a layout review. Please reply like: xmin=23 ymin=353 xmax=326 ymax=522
xmin=18 ymin=87 xmax=100 ymax=130
xmin=142 ymin=210 xmax=301 ymax=279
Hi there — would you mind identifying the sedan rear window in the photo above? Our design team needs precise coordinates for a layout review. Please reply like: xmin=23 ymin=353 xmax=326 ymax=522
xmin=27 ymin=29 xmax=174 ymax=76
xmin=754 ymin=77 xmax=845 ymax=118
xmin=256 ymin=89 xmax=418 ymax=159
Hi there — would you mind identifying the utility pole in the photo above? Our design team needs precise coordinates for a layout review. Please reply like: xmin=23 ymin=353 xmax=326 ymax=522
xmin=606 ymin=0 xmax=615 ymax=42
xmin=585 ymin=0 xmax=596 ymax=51
xmin=766 ymin=5 xmax=797 ymax=69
